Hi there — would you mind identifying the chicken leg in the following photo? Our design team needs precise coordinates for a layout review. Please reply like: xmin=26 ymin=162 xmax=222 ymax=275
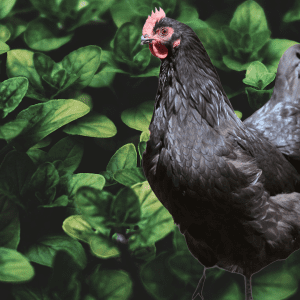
xmin=192 ymin=267 xmax=206 ymax=300
xmin=245 ymin=274 xmax=253 ymax=300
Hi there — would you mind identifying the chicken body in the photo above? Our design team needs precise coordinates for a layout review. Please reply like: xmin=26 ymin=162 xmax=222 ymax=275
xmin=141 ymin=8 xmax=300 ymax=300
xmin=244 ymin=45 xmax=300 ymax=167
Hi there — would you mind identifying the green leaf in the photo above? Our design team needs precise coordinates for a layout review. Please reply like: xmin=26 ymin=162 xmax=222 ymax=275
xmin=168 ymin=251 xmax=203 ymax=285
xmin=62 ymin=214 xmax=95 ymax=244
xmin=222 ymin=26 xmax=242 ymax=47
xmin=99 ymin=170 xmax=117 ymax=187
xmin=30 ymin=136 xmax=52 ymax=149
xmin=70 ymin=91 xmax=93 ymax=109
xmin=89 ymin=234 xmax=120 ymax=258
xmin=24 ymin=18 xmax=73 ymax=51
xmin=107 ymin=143 xmax=137 ymax=173
xmin=21 ymin=162 xmax=59 ymax=207
xmin=23 ymin=234 xmax=87 ymax=269
xmin=75 ymin=186 xmax=114 ymax=230
xmin=2 ymin=17 xmax=27 ymax=41
xmin=62 ymin=45 xmax=102 ymax=89
xmin=65 ymin=1 xmax=107 ymax=32
xmin=133 ymin=48 xmax=151 ymax=71
xmin=223 ymin=54 xmax=252 ymax=71
xmin=0 ymin=151 xmax=35 ymax=229
xmin=63 ymin=111 xmax=117 ymax=138
xmin=140 ymin=252 xmax=185 ymax=300
xmin=114 ymin=22 xmax=140 ymax=62
xmin=48 ymin=136 xmax=84 ymax=174
xmin=199 ymin=5 xmax=232 ymax=30
xmin=251 ymin=30 xmax=271 ymax=51
xmin=57 ymin=172 xmax=72 ymax=198
xmin=223 ymin=85 xmax=244 ymax=99
xmin=0 ymin=189 xmax=20 ymax=250
xmin=113 ymin=167 xmax=146 ymax=186
xmin=47 ymin=250 xmax=81 ymax=300
xmin=132 ymin=67 xmax=160 ymax=78
xmin=26 ymin=148 xmax=50 ymax=166
xmin=89 ymin=268 xmax=133 ymax=299
xmin=128 ymin=0 xmax=175 ymax=18
xmin=128 ymin=181 xmax=174 ymax=249
xmin=11 ymin=284 xmax=56 ymax=300
xmin=195 ymin=27 xmax=230 ymax=71
xmin=243 ymin=61 xmax=275 ymax=89
xmin=253 ymin=268 xmax=298 ymax=300
xmin=33 ymin=52 xmax=64 ymax=94
xmin=173 ymin=226 xmax=190 ymax=253
xmin=6 ymin=49 xmax=44 ymax=98
xmin=130 ymin=243 xmax=156 ymax=264
xmin=177 ymin=3 xmax=208 ymax=32
xmin=126 ymin=0 xmax=151 ymax=16
xmin=0 ymin=248 xmax=34 ymax=282
xmin=89 ymin=50 xmax=125 ymax=88
xmin=111 ymin=186 xmax=141 ymax=225
xmin=25 ymin=88 xmax=48 ymax=102
xmin=69 ymin=173 xmax=106 ymax=200
xmin=0 ymin=24 xmax=10 ymax=42
xmin=8 ymin=99 xmax=90 ymax=152
xmin=234 ymin=110 xmax=242 ymax=119
xmin=0 ymin=119 xmax=28 ymax=141
xmin=29 ymin=0 xmax=73 ymax=21
xmin=176 ymin=2 xmax=209 ymax=31
xmin=0 ymin=40 xmax=9 ymax=55
xmin=213 ymin=279 xmax=244 ymax=300
xmin=260 ymin=39 xmax=300 ymax=73
xmin=89 ymin=70 xmax=116 ymax=88
xmin=240 ymin=33 xmax=252 ymax=51
xmin=51 ymin=195 xmax=68 ymax=207
xmin=285 ymin=251 xmax=300 ymax=281
xmin=110 ymin=0 xmax=139 ymax=28
xmin=0 ymin=0 xmax=16 ymax=19
xmin=177 ymin=6 xmax=199 ymax=23
xmin=52 ymin=69 xmax=67 ymax=89
xmin=245 ymin=87 xmax=273 ymax=110
xmin=283 ymin=0 xmax=300 ymax=23
xmin=30 ymin=0 xmax=111 ymax=32
xmin=0 ymin=77 xmax=28 ymax=118
xmin=132 ymin=49 xmax=161 ymax=78
xmin=140 ymin=130 xmax=150 ymax=142
xmin=52 ymin=160 xmax=67 ymax=177
xmin=121 ymin=101 xmax=153 ymax=131
xmin=230 ymin=0 xmax=268 ymax=35
xmin=138 ymin=141 xmax=146 ymax=161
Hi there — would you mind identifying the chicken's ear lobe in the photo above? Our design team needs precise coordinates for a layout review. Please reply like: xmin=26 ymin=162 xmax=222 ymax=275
xmin=173 ymin=39 xmax=180 ymax=48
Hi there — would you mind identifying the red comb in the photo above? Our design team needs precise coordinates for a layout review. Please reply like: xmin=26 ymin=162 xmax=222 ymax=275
xmin=142 ymin=7 xmax=166 ymax=37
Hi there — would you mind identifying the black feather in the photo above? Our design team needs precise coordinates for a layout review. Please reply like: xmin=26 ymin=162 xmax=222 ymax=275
xmin=142 ymin=15 xmax=300 ymax=300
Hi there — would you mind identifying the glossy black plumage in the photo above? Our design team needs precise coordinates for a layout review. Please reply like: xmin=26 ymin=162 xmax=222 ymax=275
xmin=141 ymin=14 xmax=300 ymax=300
xmin=244 ymin=46 xmax=300 ymax=164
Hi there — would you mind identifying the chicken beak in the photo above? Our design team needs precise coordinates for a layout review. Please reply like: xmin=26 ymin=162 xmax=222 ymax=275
xmin=141 ymin=35 xmax=154 ymax=45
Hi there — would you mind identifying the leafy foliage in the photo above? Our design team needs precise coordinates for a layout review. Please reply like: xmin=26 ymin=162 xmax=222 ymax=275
xmin=0 ymin=0 xmax=299 ymax=299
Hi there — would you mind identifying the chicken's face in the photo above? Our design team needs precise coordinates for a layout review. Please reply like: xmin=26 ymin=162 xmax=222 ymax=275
xmin=141 ymin=8 xmax=181 ymax=59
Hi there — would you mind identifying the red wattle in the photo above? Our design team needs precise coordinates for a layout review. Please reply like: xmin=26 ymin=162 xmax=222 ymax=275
xmin=149 ymin=43 xmax=168 ymax=59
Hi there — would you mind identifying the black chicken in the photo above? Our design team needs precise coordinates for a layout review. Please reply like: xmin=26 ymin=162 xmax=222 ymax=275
xmin=141 ymin=8 xmax=300 ymax=300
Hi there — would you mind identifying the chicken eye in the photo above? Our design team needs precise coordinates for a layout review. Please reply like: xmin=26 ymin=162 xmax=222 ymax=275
xmin=156 ymin=28 xmax=168 ymax=36
xmin=160 ymin=28 xmax=168 ymax=36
